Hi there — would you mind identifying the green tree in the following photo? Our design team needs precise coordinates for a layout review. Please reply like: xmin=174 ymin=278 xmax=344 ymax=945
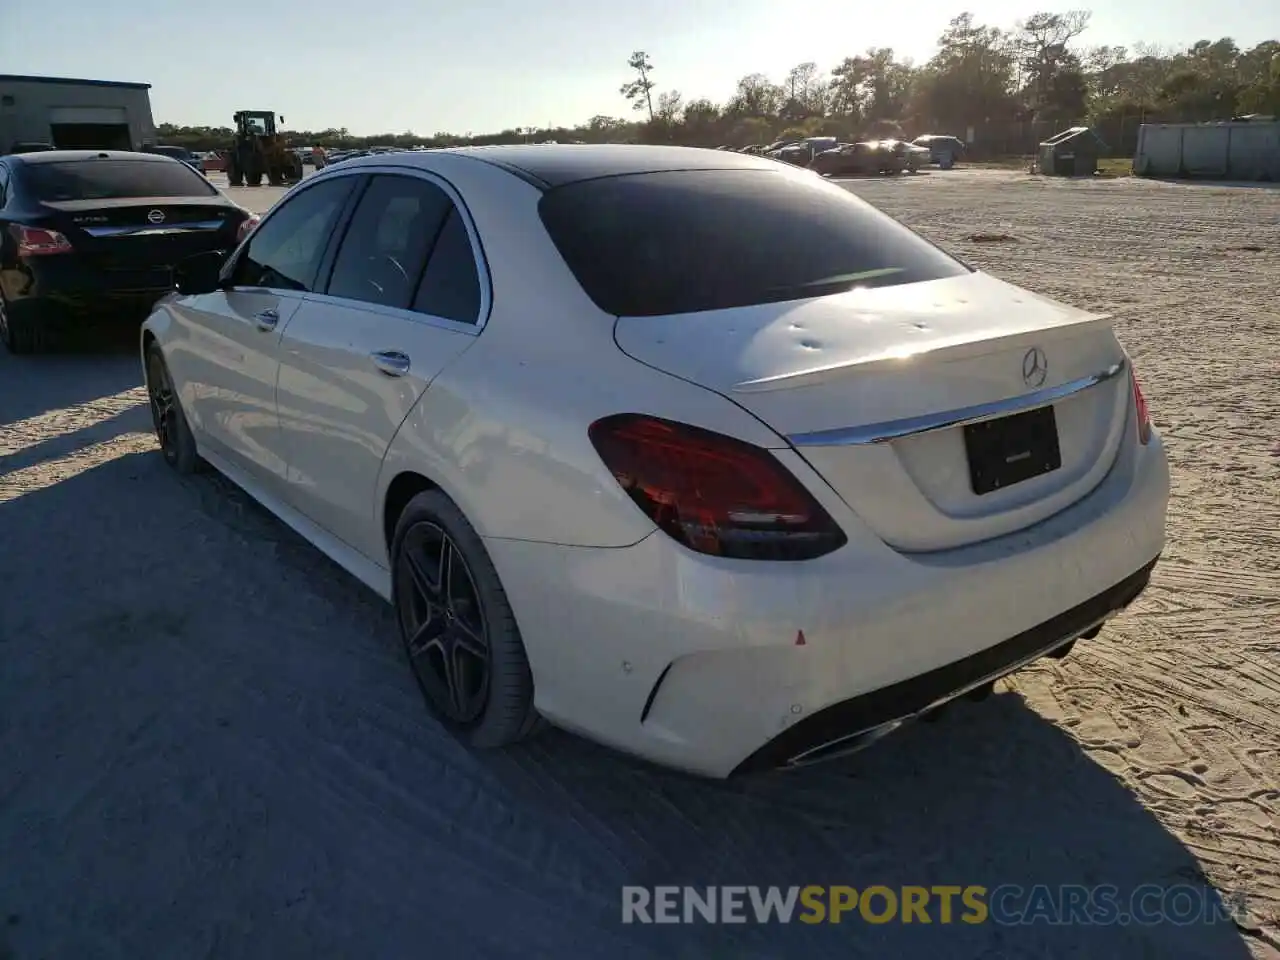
xmin=620 ymin=51 xmax=657 ymax=122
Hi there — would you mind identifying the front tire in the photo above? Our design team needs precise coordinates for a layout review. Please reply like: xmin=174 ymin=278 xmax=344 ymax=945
xmin=145 ymin=343 xmax=202 ymax=474
xmin=391 ymin=490 xmax=540 ymax=748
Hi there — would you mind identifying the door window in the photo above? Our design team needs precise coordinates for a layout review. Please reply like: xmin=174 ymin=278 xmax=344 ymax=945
xmin=230 ymin=177 xmax=353 ymax=291
xmin=326 ymin=174 xmax=452 ymax=309
xmin=411 ymin=208 xmax=482 ymax=324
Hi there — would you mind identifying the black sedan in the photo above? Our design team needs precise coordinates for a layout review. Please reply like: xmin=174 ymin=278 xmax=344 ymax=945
xmin=0 ymin=150 xmax=254 ymax=353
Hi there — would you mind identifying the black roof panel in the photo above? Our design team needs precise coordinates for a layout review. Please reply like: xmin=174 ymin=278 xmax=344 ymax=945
xmin=447 ymin=143 xmax=783 ymax=187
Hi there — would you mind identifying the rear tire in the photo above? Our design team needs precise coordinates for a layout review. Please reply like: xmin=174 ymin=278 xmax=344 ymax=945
xmin=1 ymin=298 xmax=52 ymax=354
xmin=391 ymin=490 xmax=541 ymax=749
xmin=145 ymin=343 xmax=203 ymax=474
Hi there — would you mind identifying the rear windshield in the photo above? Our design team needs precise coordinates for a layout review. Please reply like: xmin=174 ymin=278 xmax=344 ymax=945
xmin=537 ymin=169 xmax=970 ymax=317
xmin=22 ymin=159 xmax=216 ymax=202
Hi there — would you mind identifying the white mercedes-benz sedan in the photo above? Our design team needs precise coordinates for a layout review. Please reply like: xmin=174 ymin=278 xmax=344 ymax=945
xmin=140 ymin=145 xmax=1169 ymax=778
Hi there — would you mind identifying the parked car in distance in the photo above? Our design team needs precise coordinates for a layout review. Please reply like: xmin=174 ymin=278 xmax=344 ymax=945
xmin=767 ymin=137 xmax=840 ymax=167
xmin=145 ymin=144 xmax=201 ymax=171
xmin=0 ymin=149 xmax=254 ymax=353
xmin=811 ymin=139 xmax=928 ymax=176
xmin=7 ymin=142 xmax=56 ymax=154
xmin=140 ymin=144 xmax=1168 ymax=778
xmin=911 ymin=134 xmax=966 ymax=169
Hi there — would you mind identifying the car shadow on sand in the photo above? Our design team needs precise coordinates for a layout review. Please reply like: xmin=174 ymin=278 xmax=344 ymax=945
xmin=0 ymin=328 xmax=143 ymax=426
xmin=0 ymin=452 xmax=1259 ymax=960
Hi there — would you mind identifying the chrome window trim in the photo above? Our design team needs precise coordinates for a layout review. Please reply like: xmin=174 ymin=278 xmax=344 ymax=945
xmin=786 ymin=358 xmax=1127 ymax=447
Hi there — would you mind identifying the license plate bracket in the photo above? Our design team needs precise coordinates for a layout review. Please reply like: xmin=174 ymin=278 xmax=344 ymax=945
xmin=964 ymin=406 xmax=1062 ymax=496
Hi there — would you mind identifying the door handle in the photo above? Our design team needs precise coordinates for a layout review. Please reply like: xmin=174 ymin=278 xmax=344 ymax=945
xmin=371 ymin=350 xmax=411 ymax=377
xmin=254 ymin=309 xmax=279 ymax=331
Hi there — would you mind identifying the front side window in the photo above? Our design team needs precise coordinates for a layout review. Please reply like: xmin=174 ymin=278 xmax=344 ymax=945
xmin=231 ymin=177 xmax=353 ymax=291
xmin=325 ymin=174 xmax=452 ymax=309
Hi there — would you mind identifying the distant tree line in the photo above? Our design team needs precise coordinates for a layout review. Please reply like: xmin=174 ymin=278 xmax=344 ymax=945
xmin=157 ymin=10 xmax=1279 ymax=158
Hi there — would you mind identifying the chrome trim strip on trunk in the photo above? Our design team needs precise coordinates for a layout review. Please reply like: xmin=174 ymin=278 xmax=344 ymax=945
xmin=786 ymin=358 xmax=1127 ymax=447
xmin=82 ymin=220 xmax=226 ymax=237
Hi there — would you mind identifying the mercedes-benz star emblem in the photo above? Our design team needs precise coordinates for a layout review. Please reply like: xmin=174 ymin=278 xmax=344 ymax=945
xmin=147 ymin=209 xmax=165 ymax=224
xmin=1022 ymin=346 xmax=1048 ymax=388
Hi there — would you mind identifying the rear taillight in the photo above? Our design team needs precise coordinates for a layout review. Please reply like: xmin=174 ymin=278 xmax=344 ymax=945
xmin=11 ymin=224 xmax=72 ymax=256
xmin=588 ymin=414 xmax=847 ymax=561
xmin=1130 ymin=367 xmax=1152 ymax=445
xmin=236 ymin=214 xmax=261 ymax=244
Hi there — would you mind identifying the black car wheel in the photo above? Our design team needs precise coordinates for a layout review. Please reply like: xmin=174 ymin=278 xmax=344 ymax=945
xmin=0 ymin=297 xmax=49 ymax=355
xmin=392 ymin=490 xmax=541 ymax=748
xmin=145 ymin=343 xmax=202 ymax=473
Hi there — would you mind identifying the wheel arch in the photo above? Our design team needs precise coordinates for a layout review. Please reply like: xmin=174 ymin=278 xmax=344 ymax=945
xmin=382 ymin=470 xmax=441 ymax=554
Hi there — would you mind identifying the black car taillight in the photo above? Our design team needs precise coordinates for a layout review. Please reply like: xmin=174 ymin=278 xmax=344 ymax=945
xmin=11 ymin=224 xmax=72 ymax=256
xmin=236 ymin=214 xmax=261 ymax=244
xmin=588 ymin=414 xmax=847 ymax=561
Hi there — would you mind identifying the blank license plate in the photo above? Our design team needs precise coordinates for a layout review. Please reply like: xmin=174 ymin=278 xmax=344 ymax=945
xmin=963 ymin=406 xmax=1062 ymax=496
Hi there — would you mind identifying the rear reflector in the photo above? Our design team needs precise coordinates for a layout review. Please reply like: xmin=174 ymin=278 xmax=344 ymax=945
xmin=588 ymin=414 xmax=847 ymax=561
xmin=11 ymin=224 xmax=72 ymax=256
xmin=1130 ymin=367 xmax=1152 ymax=445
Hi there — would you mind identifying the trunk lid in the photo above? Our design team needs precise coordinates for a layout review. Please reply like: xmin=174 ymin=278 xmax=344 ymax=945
xmin=613 ymin=271 xmax=1131 ymax=552
xmin=40 ymin=197 xmax=242 ymax=274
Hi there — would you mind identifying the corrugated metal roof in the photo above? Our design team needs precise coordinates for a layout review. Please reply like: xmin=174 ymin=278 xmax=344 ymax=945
xmin=0 ymin=74 xmax=151 ymax=90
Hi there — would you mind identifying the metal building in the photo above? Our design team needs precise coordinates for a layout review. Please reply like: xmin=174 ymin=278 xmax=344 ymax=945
xmin=0 ymin=75 xmax=157 ymax=154
xmin=1134 ymin=120 xmax=1280 ymax=181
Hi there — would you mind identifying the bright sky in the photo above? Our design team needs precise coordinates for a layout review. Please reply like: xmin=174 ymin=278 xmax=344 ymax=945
xmin=2 ymin=0 xmax=1276 ymax=134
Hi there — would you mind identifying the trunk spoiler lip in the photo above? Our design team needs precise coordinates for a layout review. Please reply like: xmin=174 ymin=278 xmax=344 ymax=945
xmin=732 ymin=311 xmax=1113 ymax=394
xmin=786 ymin=357 xmax=1127 ymax=448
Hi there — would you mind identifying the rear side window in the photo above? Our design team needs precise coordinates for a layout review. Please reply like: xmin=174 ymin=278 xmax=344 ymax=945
xmin=326 ymin=174 xmax=452 ymax=309
xmin=20 ymin=159 xmax=217 ymax=201
xmin=538 ymin=169 xmax=970 ymax=317
xmin=232 ymin=177 xmax=353 ymax=291
xmin=411 ymin=208 xmax=482 ymax=324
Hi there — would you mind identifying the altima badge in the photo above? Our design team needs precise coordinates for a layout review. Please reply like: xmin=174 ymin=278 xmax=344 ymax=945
xmin=1022 ymin=346 xmax=1048 ymax=388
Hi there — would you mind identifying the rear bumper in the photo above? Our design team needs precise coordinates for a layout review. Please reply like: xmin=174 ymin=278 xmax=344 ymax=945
xmin=486 ymin=430 xmax=1169 ymax=779
xmin=733 ymin=557 xmax=1154 ymax=773
xmin=2 ymin=258 xmax=174 ymax=319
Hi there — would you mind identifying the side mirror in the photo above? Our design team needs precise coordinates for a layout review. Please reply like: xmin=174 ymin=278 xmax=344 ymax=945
xmin=174 ymin=250 xmax=227 ymax=295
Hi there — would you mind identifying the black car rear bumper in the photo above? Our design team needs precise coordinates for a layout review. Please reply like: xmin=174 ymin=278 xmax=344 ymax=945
xmin=2 ymin=258 xmax=175 ymax=321
xmin=732 ymin=556 xmax=1158 ymax=775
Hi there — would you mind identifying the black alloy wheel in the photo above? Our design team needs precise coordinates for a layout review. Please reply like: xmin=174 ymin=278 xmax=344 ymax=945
xmin=390 ymin=490 xmax=541 ymax=748
xmin=145 ymin=344 xmax=201 ymax=473
xmin=147 ymin=350 xmax=179 ymax=466
xmin=396 ymin=520 xmax=491 ymax=725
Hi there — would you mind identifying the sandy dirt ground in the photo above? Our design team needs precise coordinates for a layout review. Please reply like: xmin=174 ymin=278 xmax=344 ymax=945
xmin=0 ymin=169 xmax=1276 ymax=960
